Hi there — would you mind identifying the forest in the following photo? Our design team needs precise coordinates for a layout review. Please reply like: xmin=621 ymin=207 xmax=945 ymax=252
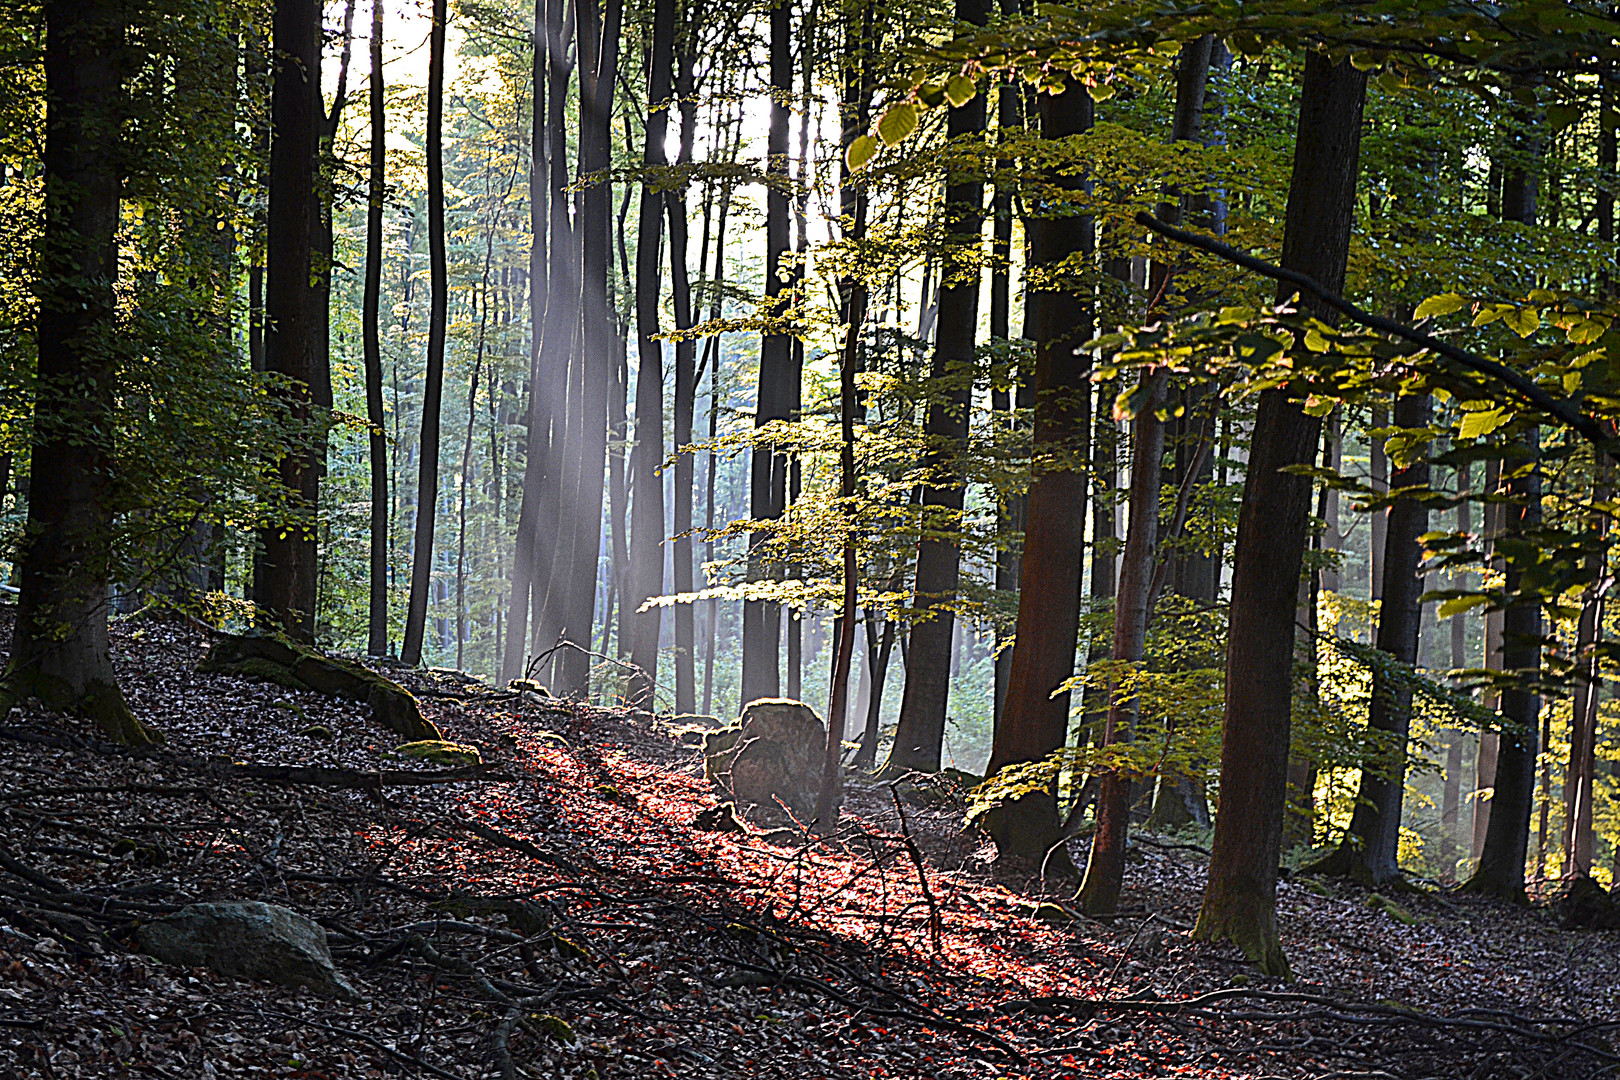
xmin=3 ymin=0 xmax=1620 ymax=1076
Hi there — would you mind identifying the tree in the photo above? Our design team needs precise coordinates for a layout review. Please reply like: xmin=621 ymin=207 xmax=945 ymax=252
xmin=741 ymin=0 xmax=794 ymax=706
xmin=401 ymin=0 xmax=450 ymax=667
xmin=1194 ymin=50 xmax=1367 ymax=978
xmin=361 ymin=0 xmax=388 ymax=657
xmin=885 ymin=0 xmax=991 ymax=773
xmin=628 ymin=0 xmax=679 ymax=706
xmin=1312 ymin=392 xmax=1432 ymax=885
xmin=980 ymin=76 xmax=1092 ymax=863
xmin=2 ymin=0 xmax=155 ymax=744
xmin=254 ymin=0 xmax=324 ymax=641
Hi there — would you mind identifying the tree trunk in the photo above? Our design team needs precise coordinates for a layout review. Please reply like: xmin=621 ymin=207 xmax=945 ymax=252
xmin=401 ymin=0 xmax=450 ymax=666
xmin=4 ymin=0 xmax=155 ymax=744
xmin=1316 ymin=393 xmax=1431 ymax=884
xmin=1193 ymin=51 xmax=1366 ymax=978
xmin=668 ymin=47 xmax=699 ymax=718
xmin=740 ymin=0 xmax=794 ymax=705
xmin=885 ymin=0 xmax=991 ymax=773
xmin=979 ymin=77 xmax=1093 ymax=861
xmin=552 ymin=0 xmax=621 ymax=697
xmin=627 ymin=0 xmax=677 ymax=706
xmin=1077 ymin=369 xmax=1166 ymax=913
xmin=1438 ymin=471 xmax=1471 ymax=874
xmin=1369 ymin=402 xmax=1387 ymax=602
xmin=362 ymin=0 xmax=389 ymax=656
xmin=253 ymin=0 xmax=324 ymax=642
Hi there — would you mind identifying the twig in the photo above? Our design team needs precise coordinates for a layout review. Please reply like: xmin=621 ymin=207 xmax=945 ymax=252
xmin=1135 ymin=211 xmax=1620 ymax=462
xmin=887 ymin=786 xmax=942 ymax=955
xmin=251 ymin=1008 xmax=469 ymax=1080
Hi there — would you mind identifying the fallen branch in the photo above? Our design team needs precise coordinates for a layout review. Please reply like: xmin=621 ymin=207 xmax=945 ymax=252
xmin=226 ymin=762 xmax=515 ymax=790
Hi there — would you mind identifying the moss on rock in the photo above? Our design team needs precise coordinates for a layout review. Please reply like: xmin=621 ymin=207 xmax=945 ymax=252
xmin=391 ymin=739 xmax=482 ymax=767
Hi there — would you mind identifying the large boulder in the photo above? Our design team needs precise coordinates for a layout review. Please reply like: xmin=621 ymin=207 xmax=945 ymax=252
xmin=201 ymin=633 xmax=440 ymax=742
xmin=138 ymin=901 xmax=361 ymax=1000
xmin=703 ymin=698 xmax=826 ymax=827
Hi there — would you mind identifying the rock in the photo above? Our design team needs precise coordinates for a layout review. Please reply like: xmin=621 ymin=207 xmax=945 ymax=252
xmin=1560 ymin=875 xmax=1620 ymax=930
xmin=703 ymin=698 xmax=826 ymax=828
xmin=201 ymin=633 xmax=440 ymax=742
xmin=138 ymin=901 xmax=360 ymax=1000
xmin=392 ymin=739 xmax=482 ymax=767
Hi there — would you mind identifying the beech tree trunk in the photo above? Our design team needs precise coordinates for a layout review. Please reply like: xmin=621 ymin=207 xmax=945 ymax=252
xmin=885 ymin=0 xmax=991 ymax=773
xmin=1194 ymin=51 xmax=1366 ymax=978
xmin=980 ymin=77 xmax=1093 ymax=860
xmin=740 ymin=0 xmax=793 ymax=705
xmin=1319 ymin=393 xmax=1431 ymax=884
xmin=254 ymin=0 xmax=324 ymax=642
xmin=627 ymin=0 xmax=677 ymax=706
xmin=4 ymin=0 xmax=155 ymax=744
xmin=401 ymin=0 xmax=450 ymax=666
xmin=362 ymin=0 xmax=389 ymax=656
xmin=668 ymin=47 xmax=699 ymax=718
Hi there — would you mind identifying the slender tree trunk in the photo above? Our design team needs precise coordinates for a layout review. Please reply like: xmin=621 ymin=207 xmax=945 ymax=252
xmin=668 ymin=47 xmax=699 ymax=717
xmin=501 ymin=0 xmax=552 ymax=683
xmin=553 ymin=0 xmax=622 ymax=697
xmin=362 ymin=0 xmax=389 ymax=656
xmin=740 ymin=0 xmax=794 ymax=705
xmin=253 ymin=0 xmax=324 ymax=641
xmin=456 ymin=232 xmax=495 ymax=671
xmin=401 ymin=0 xmax=450 ymax=666
xmin=979 ymin=77 xmax=1093 ymax=860
xmin=627 ymin=0 xmax=677 ymax=705
xmin=1194 ymin=52 xmax=1366 ymax=978
xmin=989 ymin=0 xmax=1022 ymax=731
xmin=1467 ymin=127 xmax=1543 ymax=904
xmin=4 ymin=0 xmax=154 ymax=743
xmin=1369 ymin=402 xmax=1387 ymax=602
xmin=1077 ymin=369 xmax=1167 ymax=912
xmin=885 ymin=0 xmax=991 ymax=773
xmin=1439 ymin=470 xmax=1471 ymax=873
xmin=1317 ymin=393 xmax=1431 ymax=884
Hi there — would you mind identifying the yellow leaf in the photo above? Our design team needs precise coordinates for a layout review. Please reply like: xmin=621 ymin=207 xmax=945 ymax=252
xmin=1414 ymin=292 xmax=1466 ymax=319
xmin=1458 ymin=407 xmax=1511 ymax=440
xmin=944 ymin=75 xmax=976 ymax=108
xmin=1564 ymin=370 xmax=1582 ymax=394
xmin=1567 ymin=317 xmax=1608 ymax=344
xmin=845 ymin=134 xmax=877 ymax=171
xmin=877 ymin=103 xmax=918 ymax=147
xmin=1438 ymin=594 xmax=1490 ymax=619
xmin=1304 ymin=327 xmax=1331 ymax=352
xmin=1504 ymin=306 xmax=1541 ymax=338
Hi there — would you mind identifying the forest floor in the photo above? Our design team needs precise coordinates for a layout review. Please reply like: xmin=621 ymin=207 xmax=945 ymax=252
xmin=0 ymin=610 xmax=1613 ymax=1079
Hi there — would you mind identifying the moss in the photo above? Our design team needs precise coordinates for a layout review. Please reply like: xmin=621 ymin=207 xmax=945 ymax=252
xmin=299 ymin=724 xmax=334 ymax=741
xmin=1365 ymin=893 xmax=1425 ymax=925
xmin=392 ymin=740 xmax=482 ymax=767
xmin=6 ymin=670 xmax=161 ymax=746
xmin=223 ymin=656 xmax=308 ymax=690
xmin=532 ymin=1015 xmax=576 ymax=1044
xmin=270 ymin=699 xmax=307 ymax=719
xmin=1193 ymin=892 xmax=1292 ymax=980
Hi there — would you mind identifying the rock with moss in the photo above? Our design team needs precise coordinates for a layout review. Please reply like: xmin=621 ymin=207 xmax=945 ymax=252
xmin=201 ymin=633 xmax=440 ymax=741
xmin=702 ymin=698 xmax=826 ymax=828
xmin=391 ymin=740 xmax=482 ymax=767
xmin=138 ymin=901 xmax=361 ymax=1001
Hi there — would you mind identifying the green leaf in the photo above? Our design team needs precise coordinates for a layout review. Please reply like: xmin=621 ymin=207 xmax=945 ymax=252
xmin=918 ymin=84 xmax=945 ymax=108
xmin=1113 ymin=382 xmax=1151 ymax=421
xmin=1304 ymin=327 xmax=1331 ymax=352
xmin=1086 ymin=79 xmax=1115 ymax=102
xmin=877 ymin=103 xmax=918 ymax=147
xmin=1437 ymin=594 xmax=1490 ymax=619
xmin=944 ymin=75 xmax=976 ymax=108
xmin=1458 ymin=407 xmax=1511 ymax=440
xmin=1414 ymin=292 xmax=1466 ymax=319
xmin=1504 ymin=306 xmax=1541 ymax=338
xmin=845 ymin=134 xmax=877 ymax=171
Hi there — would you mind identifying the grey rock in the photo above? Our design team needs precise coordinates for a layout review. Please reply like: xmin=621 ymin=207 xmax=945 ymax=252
xmin=703 ymin=698 xmax=826 ymax=828
xmin=138 ymin=902 xmax=360 ymax=1000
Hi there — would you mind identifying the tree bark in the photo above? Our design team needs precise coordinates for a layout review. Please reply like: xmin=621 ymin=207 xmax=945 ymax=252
xmin=4 ymin=0 xmax=155 ymax=744
xmin=254 ymin=0 xmax=324 ymax=642
xmin=401 ymin=0 xmax=450 ymax=666
xmin=1316 ymin=393 xmax=1431 ymax=884
xmin=885 ymin=0 xmax=991 ymax=773
xmin=740 ymin=0 xmax=794 ymax=705
xmin=362 ymin=0 xmax=389 ymax=656
xmin=1193 ymin=51 xmax=1366 ymax=978
xmin=668 ymin=46 xmax=699 ymax=717
xmin=1076 ymin=369 xmax=1166 ymax=912
xmin=979 ymin=76 xmax=1093 ymax=860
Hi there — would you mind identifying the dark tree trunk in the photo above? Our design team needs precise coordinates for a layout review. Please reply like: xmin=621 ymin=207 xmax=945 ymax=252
xmin=362 ymin=0 xmax=389 ymax=656
xmin=627 ymin=0 xmax=677 ymax=705
xmin=1318 ymin=393 xmax=1431 ymax=884
xmin=980 ymin=78 xmax=1093 ymax=860
xmin=254 ymin=0 xmax=324 ymax=642
xmin=501 ymin=0 xmax=554 ymax=684
xmin=741 ymin=0 xmax=793 ymax=705
xmin=1193 ymin=51 xmax=1366 ymax=978
xmin=885 ymin=0 xmax=991 ymax=773
xmin=553 ymin=0 xmax=621 ymax=697
xmin=989 ymin=0 xmax=1022 ymax=731
xmin=1077 ymin=369 xmax=1166 ymax=913
xmin=668 ymin=47 xmax=699 ymax=717
xmin=4 ymin=0 xmax=155 ymax=744
xmin=401 ymin=0 xmax=450 ymax=666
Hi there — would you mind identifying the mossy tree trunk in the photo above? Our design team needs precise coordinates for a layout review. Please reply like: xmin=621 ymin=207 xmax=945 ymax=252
xmin=6 ymin=0 xmax=157 ymax=746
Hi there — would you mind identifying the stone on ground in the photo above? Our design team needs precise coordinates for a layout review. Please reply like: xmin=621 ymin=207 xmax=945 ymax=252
xmin=138 ymin=901 xmax=361 ymax=1000
xmin=703 ymin=698 xmax=826 ymax=828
